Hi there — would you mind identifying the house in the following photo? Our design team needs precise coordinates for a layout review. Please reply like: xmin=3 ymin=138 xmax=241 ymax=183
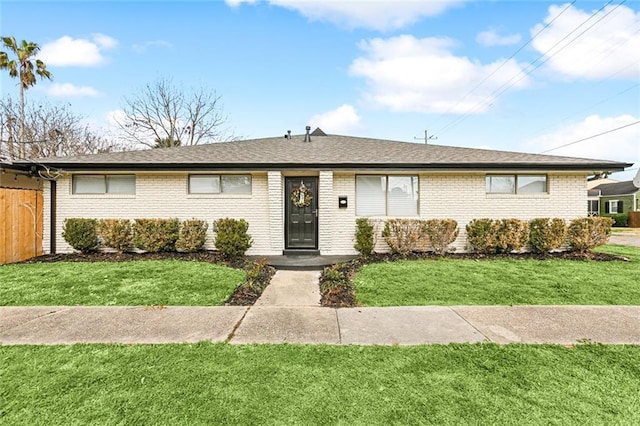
xmin=590 ymin=180 xmax=640 ymax=216
xmin=20 ymin=128 xmax=632 ymax=256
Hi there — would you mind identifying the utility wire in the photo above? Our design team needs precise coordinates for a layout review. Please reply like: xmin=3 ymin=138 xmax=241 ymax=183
xmin=540 ymin=120 xmax=640 ymax=153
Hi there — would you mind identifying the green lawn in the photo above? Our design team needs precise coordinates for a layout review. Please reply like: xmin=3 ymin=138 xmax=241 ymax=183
xmin=355 ymin=245 xmax=640 ymax=306
xmin=1 ymin=343 xmax=639 ymax=425
xmin=0 ymin=260 xmax=245 ymax=306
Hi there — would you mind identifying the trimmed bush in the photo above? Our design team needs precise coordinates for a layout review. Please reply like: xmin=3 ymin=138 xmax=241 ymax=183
xmin=382 ymin=219 xmax=426 ymax=255
xmin=97 ymin=219 xmax=132 ymax=252
xmin=529 ymin=218 xmax=566 ymax=253
xmin=495 ymin=219 xmax=529 ymax=253
xmin=466 ymin=218 xmax=500 ymax=253
xmin=566 ymin=216 xmax=614 ymax=252
xmin=423 ymin=219 xmax=459 ymax=255
xmin=132 ymin=218 xmax=180 ymax=252
xmin=214 ymin=218 xmax=253 ymax=259
xmin=354 ymin=218 xmax=375 ymax=256
xmin=603 ymin=213 xmax=628 ymax=227
xmin=62 ymin=218 xmax=99 ymax=252
xmin=176 ymin=219 xmax=209 ymax=252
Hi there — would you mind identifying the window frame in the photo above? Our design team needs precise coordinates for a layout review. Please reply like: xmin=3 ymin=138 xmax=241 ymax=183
xmin=355 ymin=174 xmax=419 ymax=217
xmin=485 ymin=174 xmax=548 ymax=195
xmin=188 ymin=174 xmax=252 ymax=195
xmin=72 ymin=174 xmax=136 ymax=195
xmin=608 ymin=200 xmax=620 ymax=214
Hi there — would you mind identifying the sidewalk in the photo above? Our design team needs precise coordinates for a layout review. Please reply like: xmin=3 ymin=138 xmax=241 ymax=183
xmin=2 ymin=270 xmax=640 ymax=346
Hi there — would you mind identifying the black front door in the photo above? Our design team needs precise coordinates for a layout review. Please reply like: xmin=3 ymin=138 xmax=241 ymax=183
xmin=285 ymin=177 xmax=318 ymax=249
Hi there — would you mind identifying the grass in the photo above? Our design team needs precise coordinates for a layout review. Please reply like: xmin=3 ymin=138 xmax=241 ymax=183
xmin=0 ymin=260 xmax=245 ymax=306
xmin=354 ymin=245 xmax=640 ymax=306
xmin=1 ymin=343 xmax=639 ymax=425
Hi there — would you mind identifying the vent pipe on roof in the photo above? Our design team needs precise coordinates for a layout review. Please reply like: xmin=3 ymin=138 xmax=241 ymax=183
xmin=284 ymin=130 xmax=292 ymax=139
xmin=304 ymin=126 xmax=311 ymax=143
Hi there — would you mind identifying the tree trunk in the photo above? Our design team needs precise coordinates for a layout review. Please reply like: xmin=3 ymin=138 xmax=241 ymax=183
xmin=19 ymin=83 xmax=25 ymax=159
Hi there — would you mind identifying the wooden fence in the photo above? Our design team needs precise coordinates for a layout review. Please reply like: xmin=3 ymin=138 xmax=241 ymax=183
xmin=629 ymin=211 xmax=640 ymax=228
xmin=0 ymin=187 xmax=43 ymax=264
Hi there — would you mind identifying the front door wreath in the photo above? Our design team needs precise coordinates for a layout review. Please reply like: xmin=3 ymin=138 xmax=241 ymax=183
xmin=291 ymin=182 xmax=312 ymax=208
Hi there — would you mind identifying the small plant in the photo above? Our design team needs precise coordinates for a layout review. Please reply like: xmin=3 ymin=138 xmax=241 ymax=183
xmin=422 ymin=219 xmax=459 ymax=255
xmin=354 ymin=218 xmax=375 ymax=256
xmin=132 ymin=218 xmax=181 ymax=252
xmin=382 ymin=219 xmax=426 ymax=255
xmin=62 ymin=218 xmax=99 ymax=252
xmin=566 ymin=216 xmax=614 ymax=252
xmin=465 ymin=218 xmax=499 ymax=253
xmin=603 ymin=213 xmax=628 ymax=227
xmin=529 ymin=218 xmax=566 ymax=253
xmin=214 ymin=218 xmax=253 ymax=259
xmin=495 ymin=219 xmax=529 ymax=253
xmin=319 ymin=262 xmax=357 ymax=307
xmin=176 ymin=219 xmax=208 ymax=252
xmin=97 ymin=219 xmax=132 ymax=252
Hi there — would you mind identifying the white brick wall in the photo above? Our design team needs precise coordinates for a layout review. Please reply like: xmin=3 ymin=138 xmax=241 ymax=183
xmin=44 ymin=171 xmax=588 ymax=255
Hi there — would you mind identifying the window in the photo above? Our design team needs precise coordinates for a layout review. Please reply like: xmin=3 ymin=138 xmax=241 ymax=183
xmin=188 ymin=175 xmax=251 ymax=194
xmin=356 ymin=175 xmax=418 ymax=217
xmin=73 ymin=175 xmax=135 ymax=194
xmin=588 ymin=200 xmax=599 ymax=216
xmin=486 ymin=174 xmax=547 ymax=194
xmin=606 ymin=200 xmax=622 ymax=214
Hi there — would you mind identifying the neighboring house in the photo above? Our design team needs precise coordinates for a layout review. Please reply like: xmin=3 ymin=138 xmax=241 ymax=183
xmin=591 ymin=180 xmax=640 ymax=215
xmin=20 ymin=129 xmax=632 ymax=256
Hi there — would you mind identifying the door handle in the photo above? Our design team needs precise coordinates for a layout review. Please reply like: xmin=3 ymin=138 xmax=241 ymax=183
xmin=314 ymin=209 xmax=318 ymax=217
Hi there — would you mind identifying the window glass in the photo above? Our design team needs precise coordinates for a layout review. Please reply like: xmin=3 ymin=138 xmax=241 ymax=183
xmin=609 ymin=200 xmax=619 ymax=214
xmin=189 ymin=175 xmax=220 ymax=194
xmin=517 ymin=175 xmax=547 ymax=193
xmin=106 ymin=175 xmax=135 ymax=194
xmin=221 ymin=175 xmax=251 ymax=194
xmin=73 ymin=175 xmax=105 ymax=194
xmin=486 ymin=175 xmax=515 ymax=194
xmin=356 ymin=176 xmax=386 ymax=216
xmin=387 ymin=176 xmax=418 ymax=216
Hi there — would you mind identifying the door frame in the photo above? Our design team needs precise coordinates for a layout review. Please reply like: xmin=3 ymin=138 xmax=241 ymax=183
xmin=284 ymin=176 xmax=319 ymax=250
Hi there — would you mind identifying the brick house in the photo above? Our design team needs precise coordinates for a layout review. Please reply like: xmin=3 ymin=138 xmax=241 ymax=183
xmin=24 ymin=129 xmax=631 ymax=255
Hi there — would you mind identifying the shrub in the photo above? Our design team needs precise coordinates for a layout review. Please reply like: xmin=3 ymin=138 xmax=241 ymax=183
xmin=422 ymin=219 xmax=459 ymax=255
xmin=62 ymin=218 xmax=99 ymax=252
xmin=495 ymin=219 xmax=529 ymax=253
xmin=176 ymin=219 xmax=208 ymax=252
xmin=97 ymin=219 xmax=132 ymax=252
xmin=381 ymin=219 xmax=426 ymax=255
xmin=603 ymin=213 xmax=628 ymax=227
xmin=214 ymin=218 xmax=253 ymax=259
xmin=566 ymin=216 xmax=614 ymax=252
xmin=465 ymin=218 xmax=499 ymax=253
xmin=529 ymin=218 xmax=566 ymax=253
xmin=132 ymin=218 xmax=180 ymax=252
xmin=354 ymin=218 xmax=375 ymax=256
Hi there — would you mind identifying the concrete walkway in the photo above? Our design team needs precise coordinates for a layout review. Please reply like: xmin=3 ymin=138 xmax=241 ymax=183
xmin=2 ymin=269 xmax=640 ymax=346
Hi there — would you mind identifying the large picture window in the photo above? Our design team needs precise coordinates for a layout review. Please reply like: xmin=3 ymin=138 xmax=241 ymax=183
xmin=356 ymin=175 xmax=418 ymax=217
xmin=73 ymin=175 xmax=135 ymax=194
xmin=486 ymin=174 xmax=547 ymax=194
xmin=189 ymin=175 xmax=251 ymax=194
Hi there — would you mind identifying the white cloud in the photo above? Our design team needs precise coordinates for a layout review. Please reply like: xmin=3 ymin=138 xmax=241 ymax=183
xmin=531 ymin=4 xmax=640 ymax=80
xmin=227 ymin=0 xmax=465 ymax=30
xmin=309 ymin=104 xmax=361 ymax=134
xmin=105 ymin=109 xmax=127 ymax=127
xmin=47 ymin=83 xmax=101 ymax=97
xmin=349 ymin=35 xmax=530 ymax=114
xmin=476 ymin=29 xmax=521 ymax=46
xmin=38 ymin=34 xmax=118 ymax=67
xmin=132 ymin=40 xmax=173 ymax=54
xmin=523 ymin=115 xmax=640 ymax=171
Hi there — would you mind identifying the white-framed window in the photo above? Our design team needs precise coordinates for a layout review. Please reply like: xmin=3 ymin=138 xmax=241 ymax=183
xmin=188 ymin=174 xmax=251 ymax=194
xmin=606 ymin=200 xmax=621 ymax=214
xmin=486 ymin=174 xmax=547 ymax=194
xmin=588 ymin=200 xmax=600 ymax=216
xmin=72 ymin=175 xmax=135 ymax=194
xmin=356 ymin=175 xmax=418 ymax=217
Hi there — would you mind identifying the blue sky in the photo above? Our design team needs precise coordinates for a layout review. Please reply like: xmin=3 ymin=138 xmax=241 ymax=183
xmin=1 ymin=0 xmax=639 ymax=179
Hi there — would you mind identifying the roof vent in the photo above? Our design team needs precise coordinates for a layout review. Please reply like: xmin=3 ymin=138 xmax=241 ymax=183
xmin=310 ymin=127 xmax=327 ymax=136
xmin=284 ymin=130 xmax=292 ymax=139
xmin=304 ymin=126 xmax=311 ymax=143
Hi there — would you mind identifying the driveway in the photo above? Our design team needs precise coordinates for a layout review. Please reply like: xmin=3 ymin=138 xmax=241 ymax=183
xmin=609 ymin=229 xmax=640 ymax=247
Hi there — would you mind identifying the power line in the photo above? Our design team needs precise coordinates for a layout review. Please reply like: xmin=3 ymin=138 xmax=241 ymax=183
xmin=540 ymin=120 xmax=640 ymax=153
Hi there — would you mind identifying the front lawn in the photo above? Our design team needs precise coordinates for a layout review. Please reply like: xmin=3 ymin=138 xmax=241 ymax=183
xmin=2 ymin=343 xmax=639 ymax=425
xmin=0 ymin=260 xmax=245 ymax=306
xmin=354 ymin=245 xmax=640 ymax=306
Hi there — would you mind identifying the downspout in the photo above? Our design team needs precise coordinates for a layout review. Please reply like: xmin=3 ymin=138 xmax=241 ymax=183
xmin=50 ymin=180 xmax=57 ymax=253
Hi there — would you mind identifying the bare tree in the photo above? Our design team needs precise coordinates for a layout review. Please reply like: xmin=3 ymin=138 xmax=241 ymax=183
xmin=116 ymin=78 xmax=232 ymax=148
xmin=0 ymin=97 xmax=122 ymax=160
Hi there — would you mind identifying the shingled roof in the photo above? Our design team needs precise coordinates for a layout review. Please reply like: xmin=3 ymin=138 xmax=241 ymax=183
xmin=25 ymin=133 xmax=632 ymax=172
xmin=592 ymin=180 xmax=640 ymax=196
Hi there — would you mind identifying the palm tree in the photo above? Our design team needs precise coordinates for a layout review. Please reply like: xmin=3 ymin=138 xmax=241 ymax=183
xmin=154 ymin=137 xmax=182 ymax=148
xmin=0 ymin=36 xmax=52 ymax=158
